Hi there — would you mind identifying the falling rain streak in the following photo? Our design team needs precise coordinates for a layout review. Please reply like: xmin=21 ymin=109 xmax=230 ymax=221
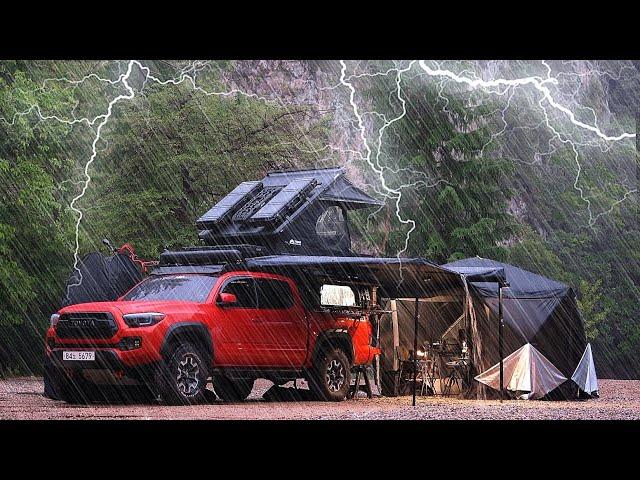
xmin=0 ymin=60 xmax=638 ymax=413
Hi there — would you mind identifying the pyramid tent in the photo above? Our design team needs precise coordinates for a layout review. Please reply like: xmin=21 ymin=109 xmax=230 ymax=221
xmin=571 ymin=343 xmax=599 ymax=397
xmin=475 ymin=343 xmax=567 ymax=399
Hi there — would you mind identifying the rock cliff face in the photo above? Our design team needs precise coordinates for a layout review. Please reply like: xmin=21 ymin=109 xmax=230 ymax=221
xmin=220 ymin=60 xmax=370 ymax=187
xmin=220 ymin=60 xmax=638 ymax=246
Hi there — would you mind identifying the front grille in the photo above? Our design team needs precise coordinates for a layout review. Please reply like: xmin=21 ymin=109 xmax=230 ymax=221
xmin=56 ymin=312 xmax=118 ymax=339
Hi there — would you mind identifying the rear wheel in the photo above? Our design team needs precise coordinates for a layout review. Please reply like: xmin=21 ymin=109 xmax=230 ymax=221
xmin=157 ymin=343 xmax=208 ymax=405
xmin=308 ymin=348 xmax=351 ymax=402
xmin=213 ymin=375 xmax=254 ymax=402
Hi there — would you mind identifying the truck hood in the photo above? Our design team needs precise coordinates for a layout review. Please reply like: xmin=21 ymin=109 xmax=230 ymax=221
xmin=59 ymin=300 xmax=203 ymax=316
xmin=114 ymin=300 xmax=203 ymax=316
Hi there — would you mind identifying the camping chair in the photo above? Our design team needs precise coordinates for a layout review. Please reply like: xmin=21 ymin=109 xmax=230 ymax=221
xmin=394 ymin=347 xmax=417 ymax=396
xmin=435 ymin=348 xmax=462 ymax=396
xmin=443 ymin=359 xmax=466 ymax=396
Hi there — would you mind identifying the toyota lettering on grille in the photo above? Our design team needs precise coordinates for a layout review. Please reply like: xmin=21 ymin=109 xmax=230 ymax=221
xmin=68 ymin=319 xmax=97 ymax=328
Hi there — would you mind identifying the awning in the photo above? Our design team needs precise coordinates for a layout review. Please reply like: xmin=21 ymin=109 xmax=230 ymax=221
xmin=245 ymin=255 xmax=465 ymax=298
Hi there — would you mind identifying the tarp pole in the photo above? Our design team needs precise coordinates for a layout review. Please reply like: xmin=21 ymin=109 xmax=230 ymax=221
xmin=371 ymin=286 xmax=381 ymax=394
xmin=390 ymin=299 xmax=399 ymax=371
xmin=412 ymin=297 xmax=419 ymax=407
xmin=498 ymin=285 xmax=504 ymax=401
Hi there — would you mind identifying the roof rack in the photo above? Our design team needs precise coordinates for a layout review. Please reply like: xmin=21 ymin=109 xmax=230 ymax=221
xmin=159 ymin=244 xmax=266 ymax=267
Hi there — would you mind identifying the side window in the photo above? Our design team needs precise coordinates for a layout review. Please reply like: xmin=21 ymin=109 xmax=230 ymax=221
xmin=320 ymin=284 xmax=356 ymax=307
xmin=256 ymin=279 xmax=294 ymax=310
xmin=221 ymin=278 xmax=257 ymax=308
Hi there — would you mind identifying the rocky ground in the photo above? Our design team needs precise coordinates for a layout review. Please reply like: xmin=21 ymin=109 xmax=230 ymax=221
xmin=0 ymin=377 xmax=638 ymax=420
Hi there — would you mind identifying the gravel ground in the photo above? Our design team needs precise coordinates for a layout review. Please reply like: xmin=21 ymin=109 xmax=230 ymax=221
xmin=0 ymin=377 xmax=638 ymax=420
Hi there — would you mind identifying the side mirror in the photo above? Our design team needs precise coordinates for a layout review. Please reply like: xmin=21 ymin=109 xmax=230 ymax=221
xmin=217 ymin=292 xmax=237 ymax=306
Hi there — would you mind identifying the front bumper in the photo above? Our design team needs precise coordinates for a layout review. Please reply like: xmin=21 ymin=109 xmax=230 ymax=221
xmin=50 ymin=348 xmax=126 ymax=370
xmin=47 ymin=348 xmax=160 ymax=384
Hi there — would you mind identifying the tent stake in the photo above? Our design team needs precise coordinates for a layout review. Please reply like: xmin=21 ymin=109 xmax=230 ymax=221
xmin=498 ymin=285 xmax=504 ymax=402
xmin=412 ymin=297 xmax=419 ymax=407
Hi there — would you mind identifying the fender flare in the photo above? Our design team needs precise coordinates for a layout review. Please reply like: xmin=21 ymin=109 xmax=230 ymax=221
xmin=311 ymin=329 xmax=354 ymax=365
xmin=160 ymin=322 xmax=213 ymax=362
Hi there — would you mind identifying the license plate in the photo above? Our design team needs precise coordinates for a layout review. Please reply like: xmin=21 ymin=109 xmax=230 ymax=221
xmin=63 ymin=351 xmax=95 ymax=361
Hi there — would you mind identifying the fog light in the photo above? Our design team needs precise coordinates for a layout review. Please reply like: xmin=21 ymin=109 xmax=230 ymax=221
xmin=46 ymin=337 xmax=56 ymax=349
xmin=118 ymin=336 xmax=142 ymax=351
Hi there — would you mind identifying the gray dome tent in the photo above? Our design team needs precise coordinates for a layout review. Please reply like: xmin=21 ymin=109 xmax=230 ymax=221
xmin=443 ymin=257 xmax=590 ymax=399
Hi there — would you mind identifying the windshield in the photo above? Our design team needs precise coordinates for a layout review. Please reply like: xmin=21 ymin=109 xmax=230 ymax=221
xmin=122 ymin=274 xmax=218 ymax=302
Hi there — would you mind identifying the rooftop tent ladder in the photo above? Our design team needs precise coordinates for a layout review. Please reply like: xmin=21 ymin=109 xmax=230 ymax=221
xmin=196 ymin=181 xmax=263 ymax=230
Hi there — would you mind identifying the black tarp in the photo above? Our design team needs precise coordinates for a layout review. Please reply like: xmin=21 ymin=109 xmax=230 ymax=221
xmin=444 ymin=257 xmax=588 ymax=399
xmin=60 ymin=252 xmax=143 ymax=307
xmin=244 ymin=255 xmax=465 ymax=299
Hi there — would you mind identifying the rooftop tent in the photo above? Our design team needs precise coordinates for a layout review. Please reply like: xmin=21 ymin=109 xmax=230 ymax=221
xmin=196 ymin=167 xmax=383 ymax=256
xmin=443 ymin=257 xmax=589 ymax=399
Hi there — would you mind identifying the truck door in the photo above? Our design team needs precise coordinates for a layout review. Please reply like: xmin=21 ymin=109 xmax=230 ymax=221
xmin=213 ymin=276 xmax=262 ymax=366
xmin=254 ymin=277 xmax=308 ymax=368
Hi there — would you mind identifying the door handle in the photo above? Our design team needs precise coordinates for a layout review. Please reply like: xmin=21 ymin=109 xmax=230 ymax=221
xmin=252 ymin=318 xmax=266 ymax=323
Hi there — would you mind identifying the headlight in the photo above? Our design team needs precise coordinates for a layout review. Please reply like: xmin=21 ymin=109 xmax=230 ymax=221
xmin=50 ymin=313 xmax=60 ymax=327
xmin=122 ymin=312 xmax=165 ymax=327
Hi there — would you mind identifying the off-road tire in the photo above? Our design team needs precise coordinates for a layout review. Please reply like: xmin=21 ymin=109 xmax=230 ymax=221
xmin=157 ymin=343 xmax=208 ymax=405
xmin=213 ymin=374 xmax=254 ymax=402
xmin=308 ymin=347 xmax=351 ymax=402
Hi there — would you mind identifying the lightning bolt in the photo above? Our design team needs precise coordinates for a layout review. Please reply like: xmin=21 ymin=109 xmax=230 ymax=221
xmin=3 ymin=60 xmax=314 ymax=294
xmin=338 ymin=60 xmax=418 ymax=262
xmin=335 ymin=59 xmax=637 ymax=258
xmin=67 ymin=61 xmax=137 ymax=292
xmin=417 ymin=60 xmax=637 ymax=229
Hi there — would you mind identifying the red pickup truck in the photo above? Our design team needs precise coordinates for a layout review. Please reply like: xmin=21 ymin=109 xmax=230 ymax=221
xmin=45 ymin=270 xmax=379 ymax=404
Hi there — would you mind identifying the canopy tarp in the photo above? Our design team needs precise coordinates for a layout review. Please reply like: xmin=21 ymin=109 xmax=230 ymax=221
xmin=441 ymin=265 xmax=507 ymax=286
xmin=445 ymin=257 xmax=568 ymax=298
xmin=60 ymin=252 xmax=142 ymax=307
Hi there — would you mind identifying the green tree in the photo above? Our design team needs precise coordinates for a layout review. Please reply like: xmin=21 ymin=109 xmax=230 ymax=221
xmin=357 ymin=71 xmax=520 ymax=262
xmin=577 ymin=279 xmax=611 ymax=342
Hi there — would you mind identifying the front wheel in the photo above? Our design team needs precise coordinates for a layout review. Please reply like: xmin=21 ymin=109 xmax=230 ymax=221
xmin=157 ymin=343 xmax=208 ymax=405
xmin=308 ymin=348 xmax=351 ymax=401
